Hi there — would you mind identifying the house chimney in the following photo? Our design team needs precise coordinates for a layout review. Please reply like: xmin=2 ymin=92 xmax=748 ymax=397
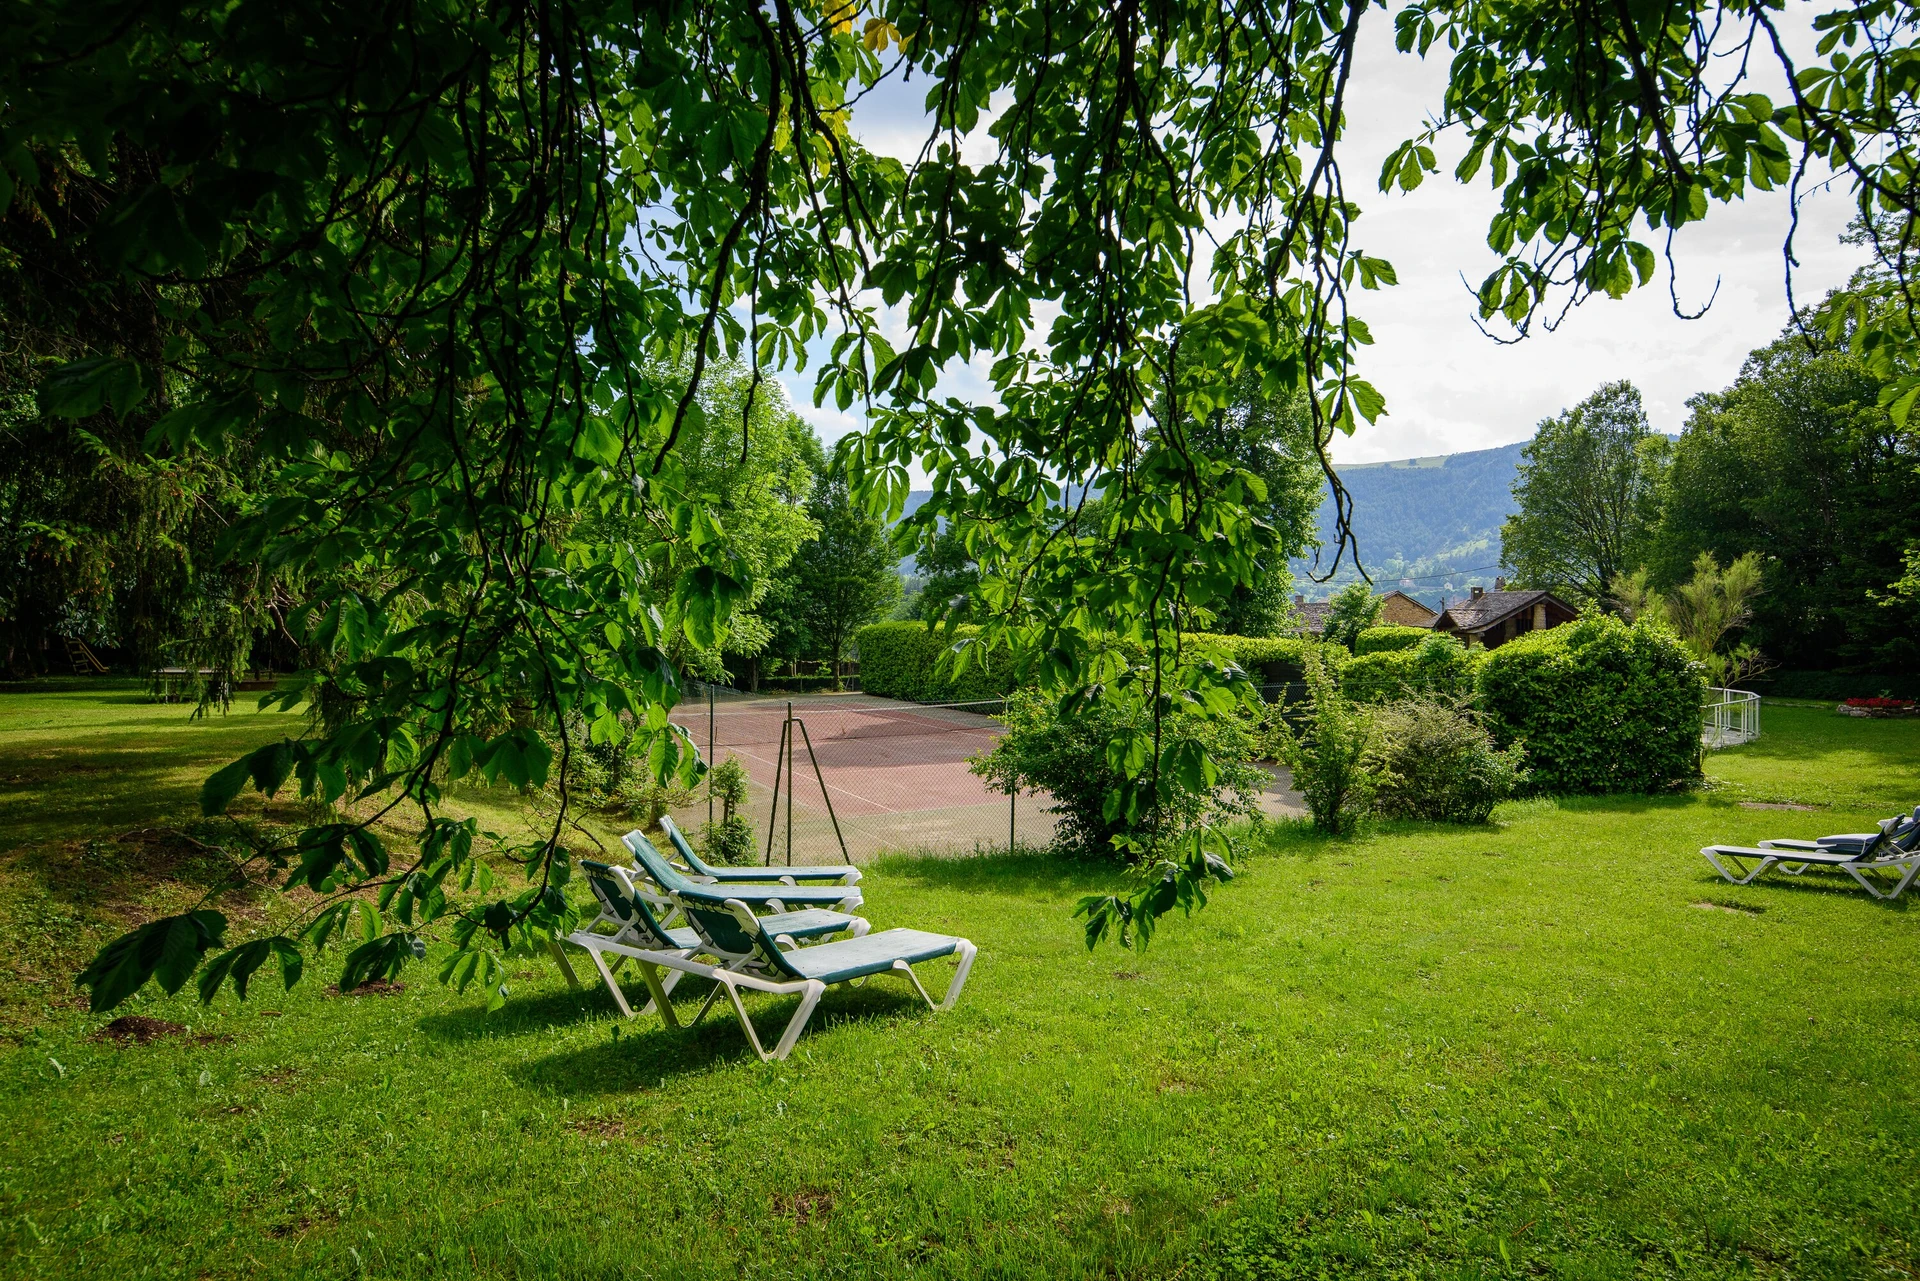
xmin=1294 ymin=594 xmax=1304 ymax=606
xmin=1494 ymin=576 xmax=1506 ymax=592
xmin=1470 ymin=585 xmax=1485 ymax=600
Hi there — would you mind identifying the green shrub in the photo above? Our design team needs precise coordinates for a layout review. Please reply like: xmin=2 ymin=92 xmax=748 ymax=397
xmin=853 ymin=621 xmax=1016 ymax=703
xmin=1185 ymin=632 xmax=1320 ymax=683
xmin=971 ymin=690 xmax=1265 ymax=859
xmin=698 ymin=757 xmax=755 ymax=864
xmin=1476 ymin=615 xmax=1706 ymax=794
xmin=1341 ymin=634 xmax=1476 ymax=703
xmin=1268 ymin=648 xmax=1377 ymax=835
xmin=1354 ymin=625 xmax=1432 ymax=654
xmin=1366 ymin=696 xmax=1528 ymax=823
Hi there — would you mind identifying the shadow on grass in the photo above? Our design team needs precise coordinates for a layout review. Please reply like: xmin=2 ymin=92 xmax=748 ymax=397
xmin=479 ymin=981 xmax=933 ymax=1091
xmin=868 ymin=848 xmax=1119 ymax=898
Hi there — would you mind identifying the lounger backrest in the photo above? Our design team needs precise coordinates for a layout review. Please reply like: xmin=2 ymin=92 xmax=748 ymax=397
xmin=1893 ymin=806 xmax=1920 ymax=853
xmin=581 ymin=859 xmax=681 ymax=950
xmin=657 ymin=815 xmax=716 ymax=877
xmin=624 ymin=830 xmax=697 ymax=895
xmin=674 ymin=894 xmax=807 ymax=979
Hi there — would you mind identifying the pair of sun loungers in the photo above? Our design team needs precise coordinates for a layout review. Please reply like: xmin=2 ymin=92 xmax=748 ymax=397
xmin=1702 ymin=806 xmax=1920 ymax=900
xmin=564 ymin=816 xmax=976 ymax=1062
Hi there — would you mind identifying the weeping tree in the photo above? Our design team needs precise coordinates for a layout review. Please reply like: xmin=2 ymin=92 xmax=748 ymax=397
xmin=6 ymin=0 xmax=1918 ymax=1010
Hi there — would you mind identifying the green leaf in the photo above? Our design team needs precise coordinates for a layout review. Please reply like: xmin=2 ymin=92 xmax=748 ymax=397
xmin=38 ymin=357 xmax=147 ymax=421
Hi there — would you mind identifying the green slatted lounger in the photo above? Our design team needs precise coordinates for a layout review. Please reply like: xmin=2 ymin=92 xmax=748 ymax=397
xmin=1702 ymin=806 xmax=1920 ymax=900
xmin=624 ymin=830 xmax=864 ymax=915
xmin=567 ymin=860 xmax=868 ymax=1021
xmin=658 ymin=814 xmax=861 ymax=886
xmin=668 ymin=891 xmax=977 ymax=1062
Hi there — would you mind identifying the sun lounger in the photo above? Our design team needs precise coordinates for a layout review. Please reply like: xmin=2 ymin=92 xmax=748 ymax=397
xmin=1702 ymin=806 xmax=1920 ymax=900
xmin=664 ymin=892 xmax=977 ymax=1061
xmin=567 ymin=860 xmax=867 ymax=1019
xmin=658 ymin=815 xmax=861 ymax=886
xmin=624 ymin=830 xmax=864 ymax=914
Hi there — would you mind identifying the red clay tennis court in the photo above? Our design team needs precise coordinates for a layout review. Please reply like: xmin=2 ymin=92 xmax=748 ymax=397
xmin=663 ymin=691 xmax=1058 ymax=863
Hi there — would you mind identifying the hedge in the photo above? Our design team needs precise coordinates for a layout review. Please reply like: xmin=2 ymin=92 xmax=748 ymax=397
xmin=1354 ymin=625 xmax=1433 ymax=655
xmin=1184 ymin=633 xmax=1319 ymax=683
xmin=1475 ymin=615 xmax=1705 ymax=794
xmin=853 ymin=622 xmax=1017 ymax=703
xmin=1341 ymin=634 xmax=1478 ymax=703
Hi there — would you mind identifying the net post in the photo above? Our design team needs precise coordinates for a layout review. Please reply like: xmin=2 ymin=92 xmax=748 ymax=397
xmin=794 ymin=718 xmax=850 ymax=864
xmin=764 ymin=717 xmax=787 ymax=866
xmin=707 ymin=682 xmax=715 ymax=830
xmin=785 ymin=701 xmax=794 ymax=866
xmin=1009 ymin=784 xmax=1016 ymax=856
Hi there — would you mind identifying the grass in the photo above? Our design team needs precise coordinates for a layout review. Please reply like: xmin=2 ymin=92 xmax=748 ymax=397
xmin=0 ymin=688 xmax=1917 ymax=1278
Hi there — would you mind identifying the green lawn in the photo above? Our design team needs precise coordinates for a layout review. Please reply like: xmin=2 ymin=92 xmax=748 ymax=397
xmin=1 ymin=688 xmax=1917 ymax=1279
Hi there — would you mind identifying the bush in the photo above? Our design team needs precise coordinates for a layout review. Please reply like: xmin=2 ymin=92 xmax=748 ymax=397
xmin=1186 ymin=632 xmax=1318 ymax=683
xmin=1340 ymin=634 xmax=1476 ymax=704
xmin=853 ymin=621 xmax=1016 ymax=703
xmin=1268 ymin=648 xmax=1377 ymax=835
xmin=698 ymin=756 xmax=755 ymax=864
xmin=1366 ymin=696 xmax=1528 ymax=823
xmin=1354 ymin=625 xmax=1432 ymax=654
xmin=971 ymin=690 xmax=1265 ymax=859
xmin=1476 ymin=614 xmax=1706 ymax=794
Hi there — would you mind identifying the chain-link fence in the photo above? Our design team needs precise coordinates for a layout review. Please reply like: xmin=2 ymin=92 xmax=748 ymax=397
xmin=665 ymin=686 xmax=1056 ymax=865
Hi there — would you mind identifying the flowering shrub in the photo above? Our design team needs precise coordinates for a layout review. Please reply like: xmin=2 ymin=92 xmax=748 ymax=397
xmin=1844 ymin=697 xmax=1916 ymax=710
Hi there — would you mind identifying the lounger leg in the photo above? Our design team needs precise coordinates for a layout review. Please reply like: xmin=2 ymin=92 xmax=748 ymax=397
xmin=1703 ymin=849 xmax=1777 ymax=886
xmin=847 ymin=917 xmax=871 ymax=938
xmin=769 ymin=980 xmax=826 ymax=1061
xmin=715 ymin=976 xmax=770 ymax=1061
xmin=890 ymin=941 xmax=978 ymax=1012
xmin=690 ymin=981 xmax=724 ymax=1026
xmin=635 ymin=960 xmax=681 ymax=1028
xmin=892 ymin=959 xmax=938 ymax=1009
xmin=582 ymin=943 xmax=637 ymax=1020
xmin=937 ymin=941 xmax=977 ymax=1011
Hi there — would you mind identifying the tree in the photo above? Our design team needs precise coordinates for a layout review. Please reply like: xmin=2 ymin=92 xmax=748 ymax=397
xmin=1614 ymin=552 xmax=1768 ymax=687
xmin=907 ymin=525 xmax=980 ymax=624
xmin=1319 ymin=581 xmax=1385 ymax=651
xmin=771 ymin=476 xmax=902 ymax=685
xmin=1501 ymin=382 xmax=1668 ymax=607
xmin=14 ymin=0 xmax=1916 ymax=1009
xmin=1189 ymin=372 xmax=1324 ymax=636
xmin=1647 ymin=326 xmax=1920 ymax=672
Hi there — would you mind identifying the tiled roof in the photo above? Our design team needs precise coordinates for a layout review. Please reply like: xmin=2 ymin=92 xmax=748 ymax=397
xmin=1435 ymin=589 xmax=1555 ymax=631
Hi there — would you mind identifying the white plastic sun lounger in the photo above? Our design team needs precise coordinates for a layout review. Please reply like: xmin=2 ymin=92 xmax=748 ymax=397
xmin=663 ymin=891 xmax=977 ymax=1062
xmin=658 ymin=815 xmax=862 ymax=886
xmin=566 ymin=859 xmax=867 ymax=1020
xmin=624 ymin=830 xmax=864 ymax=914
xmin=1703 ymin=806 xmax=1920 ymax=900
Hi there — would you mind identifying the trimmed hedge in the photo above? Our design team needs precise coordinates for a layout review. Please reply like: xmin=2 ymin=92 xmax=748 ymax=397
xmin=853 ymin=622 xmax=1016 ymax=703
xmin=1354 ymin=625 xmax=1433 ymax=655
xmin=1341 ymin=634 xmax=1478 ymax=703
xmin=1185 ymin=633 xmax=1319 ymax=683
xmin=1476 ymin=615 xmax=1705 ymax=794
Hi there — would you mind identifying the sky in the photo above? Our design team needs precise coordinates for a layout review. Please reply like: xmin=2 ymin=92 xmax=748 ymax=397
xmin=778 ymin=7 xmax=1867 ymax=467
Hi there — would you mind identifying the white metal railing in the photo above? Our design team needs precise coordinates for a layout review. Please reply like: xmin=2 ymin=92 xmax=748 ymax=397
xmin=1702 ymin=687 xmax=1761 ymax=748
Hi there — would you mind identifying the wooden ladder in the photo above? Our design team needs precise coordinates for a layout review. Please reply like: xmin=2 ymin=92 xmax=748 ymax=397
xmin=62 ymin=637 xmax=108 ymax=675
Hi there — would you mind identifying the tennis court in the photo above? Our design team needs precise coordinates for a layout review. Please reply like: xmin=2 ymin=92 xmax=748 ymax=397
xmin=663 ymin=690 xmax=1058 ymax=864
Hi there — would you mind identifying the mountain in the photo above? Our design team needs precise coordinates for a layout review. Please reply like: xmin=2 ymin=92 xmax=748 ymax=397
xmin=892 ymin=440 xmax=1530 ymax=607
xmin=1291 ymin=440 xmax=1528 ymax=608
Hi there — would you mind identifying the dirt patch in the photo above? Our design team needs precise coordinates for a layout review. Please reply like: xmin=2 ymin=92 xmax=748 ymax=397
xmin=1739 ymin=801 xmax=1820 ymax=811
xmin=93 ymin=1015 xmax=187 ymax=1043
xmin=1112 ymin=970 xmax=1145 ymax=981
xmin=774 ymin=1189 xmax=834 ymax=1227
xmin=86 ymin=1015 xmax=236 ymax=1045
xmin=325 ymin=980 xmax=406 ymax=998
xmin=1693 ymin=899 xmax=1766 ymax=916
xmin=568 ymin=1115 xmax=634 ymax=1142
